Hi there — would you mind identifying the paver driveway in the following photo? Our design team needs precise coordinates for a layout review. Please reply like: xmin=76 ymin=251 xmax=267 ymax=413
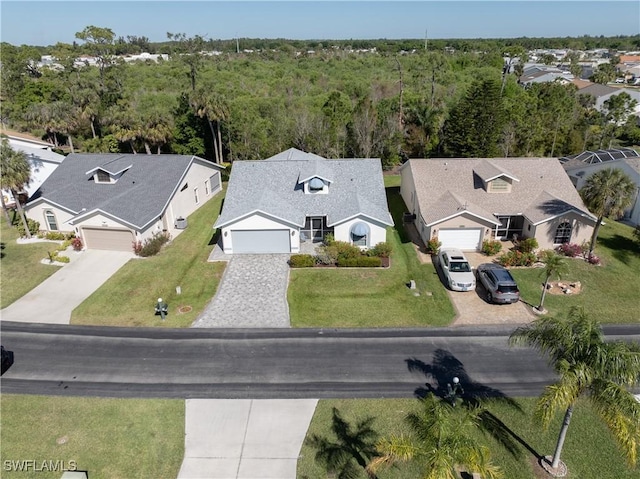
xmin=193 ymin=254 xmax=291 ymax=328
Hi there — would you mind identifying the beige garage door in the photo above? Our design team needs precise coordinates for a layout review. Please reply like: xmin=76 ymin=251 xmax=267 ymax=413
xmin=83 ymin=228 xmax=134 ymax=251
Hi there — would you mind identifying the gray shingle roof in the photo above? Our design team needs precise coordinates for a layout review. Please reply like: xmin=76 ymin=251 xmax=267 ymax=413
xmin=215 ymin=150 xmax=392 ymax=228
xmin=472 ymin=159 xmax=519 ymax=183
xmin=403 ymin=158 xmax=595 ymax=226
xmin=28 ymin=153 xmax=215 ymax=229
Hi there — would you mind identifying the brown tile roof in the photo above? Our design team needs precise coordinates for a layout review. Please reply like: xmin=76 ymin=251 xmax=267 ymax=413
xmin=404 ymin=158 xmax=595 ymax=226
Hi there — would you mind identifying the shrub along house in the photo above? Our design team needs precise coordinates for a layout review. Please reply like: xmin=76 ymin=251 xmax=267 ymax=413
xmin=400 ymin=158 xmax=597 ymax=251
xmin=24 ymin=153 xmax=224 ymax=250
xmin=214 ymin=148 xmax=393 ymax=254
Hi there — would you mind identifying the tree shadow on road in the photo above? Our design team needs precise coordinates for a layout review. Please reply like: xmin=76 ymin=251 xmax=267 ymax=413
xmin=406 ymin=348 xmax=543 ymax=461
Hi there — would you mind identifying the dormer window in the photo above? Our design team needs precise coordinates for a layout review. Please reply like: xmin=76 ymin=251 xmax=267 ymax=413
xmin=305 ymin=176 xmax=328 ymax=194
xmin=309 ymin=177 xmax=324 ymax=191
xmin=96 ymin=170 xmax=111 ymax=183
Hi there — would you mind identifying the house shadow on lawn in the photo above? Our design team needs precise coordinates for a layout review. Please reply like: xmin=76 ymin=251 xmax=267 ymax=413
xmin=406 ymin=349 xmax=543 ymax=462
xmin=599 ymin=232 xmax=640 ymax=264
xmin=386 ymin=187 xmax=411 ymax=244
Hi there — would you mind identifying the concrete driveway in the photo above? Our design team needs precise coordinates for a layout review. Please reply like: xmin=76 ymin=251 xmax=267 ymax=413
xmin=0 ymin=250 xmax=134 ymax=324
xmin=178 ymin=399 xmax=317 ymax=479
xmin=193 ymin=254 xmax=291 ymax=328
xmin=442 ymin=252 xmax=535 ymax=326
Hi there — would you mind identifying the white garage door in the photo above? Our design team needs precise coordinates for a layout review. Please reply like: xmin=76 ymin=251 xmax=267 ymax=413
xmin=231 ymin=230 xmax=291 ymax=254
xmin=438 ymin=228 xmax=483 ymax=251
xmin=83 ymin=228 xmax=134 ymax=251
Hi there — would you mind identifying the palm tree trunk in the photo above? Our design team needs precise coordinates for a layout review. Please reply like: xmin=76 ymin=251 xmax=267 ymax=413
xmin=538 ymin=276 xmax=550 ymax=310
xmin=208 ymin=120 xmax=219 ymax=163
xmin=68 ymin=134 xmax=75 ymax=153
xmin=90 ymin=118 xmax=97 ymax=139
xmin=144 ymin=142 xmax=152 ymax=155
xmin=129 ymin=141 xmax=137 ymax=154
xmin=551 ymin=405 xmax=574 ymax=469
xmin=12 ymin=189 xmax=31 ymax=239
xmin=216 ymin=122 xmax=224 ymax=164
xmin=589 ymin=216 xmax=604 ymax=255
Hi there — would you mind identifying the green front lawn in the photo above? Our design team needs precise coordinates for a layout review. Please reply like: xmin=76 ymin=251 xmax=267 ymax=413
xmin=511 ymin=220 xmax=640 ymax=323
xmin=298 ymin=397 xmax=638 ymax=479
xmin=0 ymin=395 xmax=184 ymax=479
xmin=71 ymin=190 xmax=227 ymax=327
xmin=0 ymin=215 xmax=62 ymax=309
xmin=289 ymin=186 xmax=456 ymax=328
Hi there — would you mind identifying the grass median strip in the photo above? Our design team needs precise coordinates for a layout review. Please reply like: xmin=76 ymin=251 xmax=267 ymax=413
xmin=0 ymin=395 xmax=184 ymax=479
xmin=298 ymin=397 xmax=638 ymax=479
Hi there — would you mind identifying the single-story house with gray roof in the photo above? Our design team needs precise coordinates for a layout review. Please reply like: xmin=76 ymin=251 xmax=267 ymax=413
xmin=400 ymin=158 xmax=597 ymax=251
xmin=214 ymin=148 xmax=393 ymax=254
xmin=24 ymin=153 xmax=224 ymax=251
xmin=562 ymin=151 xmax=640 ymax=226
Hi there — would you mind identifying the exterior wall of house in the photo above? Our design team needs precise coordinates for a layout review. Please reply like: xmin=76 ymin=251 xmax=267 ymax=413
xmin=567 ymin=162 xmax=640 ymax=226
xmin=333 ymin=217 xmax=388 ymax=248
xmin=399 ymin=166 xmax=419 ymax=215
xmin=220 ymin=213 xmax=298 ymax=254
xmin=532 ymin=211 xmax=594 ymax=250
xmin=167 ymin=162 xmax=222 ymax=235
xmin=24 ymin=201 xmax=76 ymax=233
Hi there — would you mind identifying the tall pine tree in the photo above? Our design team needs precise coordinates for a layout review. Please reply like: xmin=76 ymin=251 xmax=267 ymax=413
xmin=444 ymin=78 xmax=505 ymax=157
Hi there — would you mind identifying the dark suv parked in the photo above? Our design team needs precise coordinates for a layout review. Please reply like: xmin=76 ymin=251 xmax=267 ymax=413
xmin=476 ymin=263 xmax=520 ymax=304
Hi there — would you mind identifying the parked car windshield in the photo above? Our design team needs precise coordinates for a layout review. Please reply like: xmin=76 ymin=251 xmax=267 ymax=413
xmin=449 ymin=261 xmax=471 ymax=272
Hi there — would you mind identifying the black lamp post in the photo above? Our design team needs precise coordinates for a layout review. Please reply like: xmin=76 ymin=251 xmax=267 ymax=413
xmin=446 ymin=376 xmax=464 ymax=406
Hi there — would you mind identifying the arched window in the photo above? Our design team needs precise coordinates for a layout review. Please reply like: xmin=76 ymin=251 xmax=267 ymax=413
xmin=44 ymin=210 xmax=58 ymax=231
xmin=350 ymin=222 xmax=369 ymax=247
xmin=554 ymin=221 xmax=572 ymax=244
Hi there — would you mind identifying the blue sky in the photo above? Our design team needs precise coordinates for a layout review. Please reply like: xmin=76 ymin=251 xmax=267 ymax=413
xmin=1 ymin=1 xmax=639 ymax=46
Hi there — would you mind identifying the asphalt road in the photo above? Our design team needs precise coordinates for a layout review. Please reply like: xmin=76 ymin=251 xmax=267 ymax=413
xmin=2 ymin=321 xmax=639 ymax=399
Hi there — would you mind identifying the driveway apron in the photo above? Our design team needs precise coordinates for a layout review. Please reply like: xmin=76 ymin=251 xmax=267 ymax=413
xmin=177 ymin=399 xmax=318 ymax=479
xmin=0 ymin=250 xmax=134 ymax=325
xmin=193 ymin=254 xmax=291 ymax=328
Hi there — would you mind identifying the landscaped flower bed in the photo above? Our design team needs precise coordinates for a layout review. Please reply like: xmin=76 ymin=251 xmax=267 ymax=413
xmin=289 ymin=236 xmax=391 ymax=268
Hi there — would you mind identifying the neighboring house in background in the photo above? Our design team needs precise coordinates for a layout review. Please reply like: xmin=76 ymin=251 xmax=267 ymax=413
xmin=214 ymin=148 xmax=393 ymax=254
xmin=400 ymin=158 xmax=596 ymax=251
xmin=576 ymin=83 xmax=640 ymax=117
xmin=519 ymin=64 xmax=574 ymax=87
xmin=1 ymin=133 xmax=64 ymax=207
xmin=562 ymin=148 xmax=640 ymax=226
xmin=24 ymin=154 xmax=224 ymax=251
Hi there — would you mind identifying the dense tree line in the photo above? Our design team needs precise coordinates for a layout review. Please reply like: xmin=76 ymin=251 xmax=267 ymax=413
xmin=1 ymin=30 xmax=639 ymax=166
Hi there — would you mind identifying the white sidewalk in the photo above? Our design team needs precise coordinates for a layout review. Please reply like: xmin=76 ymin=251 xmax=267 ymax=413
xmin=178 ymin=399 xmax=318 ymax=479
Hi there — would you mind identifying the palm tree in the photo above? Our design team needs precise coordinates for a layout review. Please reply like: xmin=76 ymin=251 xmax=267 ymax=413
xmin=368 ymin=393 xmax=503 ymax=479
xmin=509 ymin=307 xmax=640 ymax=473
xmin=190 ymin=88 xmax=229 ymax=164
xmin=536 ymin=250 xmax=568 ymax=312
xmin=306 ymin=407 xmax=379 ymax=479
xmin=580 ymin=168 xmax=636 ymax=255
xmin=0 ymin=138 xmax=32 ymax=238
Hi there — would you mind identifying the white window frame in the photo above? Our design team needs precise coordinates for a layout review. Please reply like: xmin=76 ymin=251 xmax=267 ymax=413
xmin=44 ymin=210 xmax=58 ymax=231
xmin=553 ymin=221 xmax=572 ymax=244
xmin=205 ymin=179 xmax=210 ymax=196
xmin=194 ymin=187 xmax=200 ymax=204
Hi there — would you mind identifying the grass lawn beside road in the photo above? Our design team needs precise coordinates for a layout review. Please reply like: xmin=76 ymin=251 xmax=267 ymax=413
xmin=0 ymin=216 xmax=62 ymax=309
xmin=511 ymin=220 xmax=640 ymax=323
xmin=71 ymin=189 xmax=227 ymax=327
xmin=0 ymin=395 xmax=184 ymax=479
xmin=289 ymin=186 xmax=455 ymax=328
xmin=298 ymin=397 xmax=637 ymax=479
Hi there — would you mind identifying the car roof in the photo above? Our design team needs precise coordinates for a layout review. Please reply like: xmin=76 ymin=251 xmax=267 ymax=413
xmin=441 ymin=249 xmax=468 ymax=260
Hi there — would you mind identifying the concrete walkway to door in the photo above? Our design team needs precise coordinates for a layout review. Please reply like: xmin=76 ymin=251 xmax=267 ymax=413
xmin=0 ymin=250 xmax=134 ymax=324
